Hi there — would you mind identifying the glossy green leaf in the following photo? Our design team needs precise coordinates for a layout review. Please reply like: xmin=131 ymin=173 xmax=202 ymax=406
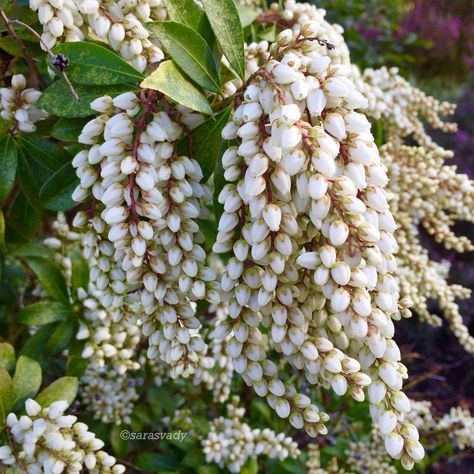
xmin=12 ymin=356 xmax=42 ymax=407
xmin=0 ymin=343 xmax=15 ymax=372
xmin=180 ymin=105 xmax=232 ymax=181
xmin=40 ymin=161 xmax=78 ymax=211
xmin=51 ymin=117 xmax=89 ymax=141
xmin=52 ymin=42 xmax=144 ymax=85
xmin=46 ymin=320 xmax=77 ymax=354
xmin=66 ymin=339 xmax=88 ymax=378
xmin=147 ymin=21 xmax=220 ymax=93
xmin=38 ymin=81 xmax=136 ymax=118
xmin=200 ymin=0 xmax=245 ymax=79
xmin=35 ymin=377 xmax=78 ymax=409
xmin=24 ymin=256 xmax=69 ymax=305
xmin=163 ymin=0 xmax=214 ymax=44
xmin=16 ymin=137 xmax=70 ymax=210
xmin=141 ymin=60 xmax=212 ymax=115
xmin=0 ymin=135 xmax=17 ymax=203
xmin=5 ymin=192 xmax=40 ymax=243
xmin=19 ymin=324 xmax=56 ymax=361
xmin=17 ymin=302 xmax=71 ymax=325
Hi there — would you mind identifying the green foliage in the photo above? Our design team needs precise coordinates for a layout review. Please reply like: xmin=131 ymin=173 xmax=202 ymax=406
xmin=51 ymin=42 xmax=145 ymax=85
xmin=147 ymin=22 xmax=221 ymax=93
xmin=35 ymin=376 xmax=78 ymax=408
xmin=141 ymin=60 xmax=213 ymax=114
xmin=0 ymin=136 xmax=17 ymax=203
xmin=200 ymin=0 xmax=245 ymax=80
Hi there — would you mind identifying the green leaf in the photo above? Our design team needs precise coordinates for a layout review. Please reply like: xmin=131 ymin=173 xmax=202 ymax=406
xmin=20 ymin=324 xmax=56 ymax=361
xmin=38 ymin=81 xmax=136 ymax=118
xmin=0 ymin=368 xmax=13 ymax=424
xmin=147 ymin=21 xmax=220 ymax=93
xmin=10 ymin=243 xmax=52 ymax=258
xmin=0 ymin=343 xmax=15 ymax=372
xmin=35 ymin=377 xmax=78 ymax=409
xmin=24 ymin=256 xmax=69 ymax=305
xmin=200 ymin=0 xmax=245 ymax=79
xmin=52 ymin=42 xmax=144 ymax=85
xmin=163 ymin=0 xmax=214 ymax=44
xmin=0 ymin=209 xmax=4 ymax=247
xmin=5 ymin=192 xmax=40 ymax=243
xmin=51 ymin=117 xmax=89 ymax=141
xmin=66 ymin=339 xmax=88 ymax=378
xmin=16 ymin=137 xmax=70 ymax=210
xmin=135 ymin=452 xmax=181 ymax=471
xmin=17 ymin=301 xmax=71 ymax=325
xmin=141 ymin=60 xmax=212 ymax=115
xmin=46 ymin=320 xmax=76 ymax=354
xmin=70 ymin=249 xmax=89 ymax=295
xmin=40 ymin=161 xmax=78 ymax=211
xmin=12 ymin=356 xmax=42 ymax=408
xmin=0 ymin=135 xmax=17 ymax=203
xmin=241 ymin=458 xmax=258 ymax=474
xmin=237 ymin=4 xmax=260 ymax=28
xmin=180 ymin=105 xmax=232 ymax=181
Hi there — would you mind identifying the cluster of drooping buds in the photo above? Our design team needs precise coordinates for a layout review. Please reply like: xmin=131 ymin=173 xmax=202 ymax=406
xmin=382 ymin=142 xmax=474 ymax=353
xmin=268 ymin=0 xmax=351 ymax=65
xmin=0 ymin=398 xmax=125 ymax=473
xmin=356 ymin=67 xmax=457 ymax=147
xmin=404 ymin=399 xmax=474 ymax=452
xmin=79 ymin=0 xmax=166 ymax=72
xmin=212 ymin=23 xmax=422 ymax=466
xmin=81 ymin=367 xmax=141 ymax=425
xmin=0 ymin=74 xmax=46 ymax=133
xmin=202 ymin=397 xmax=300 ymax=473
xmin=29 ymin=0 xmax=85 ymax=49
xmin=72 ymin=91 xmax=220 ymax=378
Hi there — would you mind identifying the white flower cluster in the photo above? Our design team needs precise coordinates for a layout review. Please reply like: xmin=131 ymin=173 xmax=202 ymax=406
xmin=30 ymin=0 xmax=165 ymax=71
xmin=72 ymin=91 xmax=219 ymax=378
xmin=0 ymin=74 xmax=46 ymax=133
xmin=79 ymin=0 xmax=165 ymax=72
xmin=202 ymin=397 xmax=300 ymax=473
xmin=213 ymin=23 xmax=421 ymax=467
xmin=356 ymin=67 xmax=456 ymax=147
xmin=43 ymin=215 xmax=142 ymax=424
xmin=0 ymin=399 xmax=124 ymax=473
xmin=81 ymin=368 xmax=141 ymax=425
xmin=405 ymin=399 xmax=474 ymax=452
xmin=262 ymin=1 xmax=474 ymax=357
xmin=29 ymin=0 xmax=85 ymax=49
xmin=382 ymin=143 xmax=474 ymax=353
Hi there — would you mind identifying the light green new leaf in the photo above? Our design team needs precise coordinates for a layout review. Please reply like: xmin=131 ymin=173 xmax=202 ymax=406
xmin=17 ymin=301 xmax=71 ymax=325
xmin=12 ymin=356 xmax=42 ymax=408
xmin=40 ymin=161 xmax=79 ymax=212
xmin=237 ymin=4 xmax=260 ymax=28
xmin=0 ymin=368 xmax=13 ymax=424
xmin=179 ymin=105 xmax=232 ymax=181
xmin=0 ymin=135 xmax=18 ymax=203
xmin=0 ymin=343 xmax=15 ymax=372
xmin=141 ymin=60 xmax=213 ymax=115
xmin=147 ymin=21 xmax=220 ymax=93
xmin=38 ymin=81 xmax=137 ymax=118
xmin=35 ymin=377 xmax=78 ymax=409
xmin=52 ymin=42 xmax=144 ymax=85
xmin=200 ymin=0 xmax=245 ymax=79
xmin=24 ymin=257 xmax=70 ymax=305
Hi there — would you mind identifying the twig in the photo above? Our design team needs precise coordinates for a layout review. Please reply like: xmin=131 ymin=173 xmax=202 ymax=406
xmin=0 ymin=8 xmax=45 ymax=89
xmin=1 ymin=13 xmax=79 ymax=101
